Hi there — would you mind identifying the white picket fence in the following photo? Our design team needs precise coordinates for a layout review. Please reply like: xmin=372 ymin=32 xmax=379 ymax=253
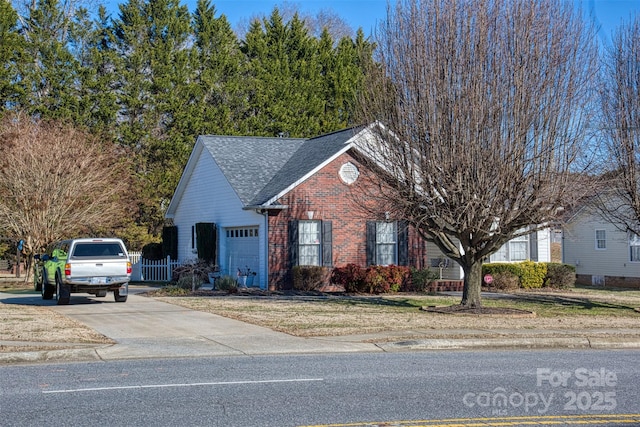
xmin=128 ymin=252 xmax=180 ymax=282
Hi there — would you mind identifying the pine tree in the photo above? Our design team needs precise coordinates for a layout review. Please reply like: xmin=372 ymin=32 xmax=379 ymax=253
xmin=242 ymin=9 xmax=325 ymax=137
xmin=113 ymin=0 xmax=195 ymax=235
xmin=16 ymin=0 xmax=83 ymax=120
xmin=75 ymin=6 xmax=120 ymax=137
xmin=192 ymin=0 xmax=246 ymax=135
xmin=0 ymin=0 xmax=23 ymax=112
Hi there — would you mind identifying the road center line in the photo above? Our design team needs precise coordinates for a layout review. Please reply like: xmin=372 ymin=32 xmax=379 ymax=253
xmin=42 ymin=378 xmax=324 ymax=394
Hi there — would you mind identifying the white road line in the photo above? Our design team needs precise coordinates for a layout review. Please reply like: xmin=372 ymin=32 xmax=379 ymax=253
xmin=42 ymin=378 xmax=324 ymax=394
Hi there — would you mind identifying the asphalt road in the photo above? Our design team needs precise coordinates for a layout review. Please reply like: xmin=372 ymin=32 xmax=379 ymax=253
xmin=1 ymin=350 xmax=639 ymax=426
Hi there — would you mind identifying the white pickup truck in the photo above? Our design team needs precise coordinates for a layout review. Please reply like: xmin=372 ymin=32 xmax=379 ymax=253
xmin=35 ymin=238 xmax=131 ymax=305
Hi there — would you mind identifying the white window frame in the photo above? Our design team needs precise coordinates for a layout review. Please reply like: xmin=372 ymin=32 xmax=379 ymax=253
xmin=298 ymin=220 xmax=321 ymax=266
xmin=508 ymin=234 xmax=529 ymax=261
xmin=595 ymin=229 xmax=606 ymax=250
xmin=490 ymin=234 xmax=529 ymax=262
xmin=376 ymin=221 xmax=397 ymax=266
xmin=629 ymin=233 xmax=640 ymax=262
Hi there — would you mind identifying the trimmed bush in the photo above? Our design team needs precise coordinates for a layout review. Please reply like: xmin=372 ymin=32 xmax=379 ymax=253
xmin=331 ymin=264 xmax=409 ymax=294
xmin=484 ymin=261 xmax=575 ymax=290
xmin=544 ymin=263 xmax=576 ymax=289
xmin=409 ymin=268 xmax=440 ymax=292
xmin=490 ymin=271 xmax=520 ymax=291
xmin=331 ymin=264 xmax=366 ymax=293
xmin=292 ymin=266 xmax=329 ymax=291
xmin=483 ymin=262 xmax=523 ymax=279
xmin=519 ymin=260 xmax=547 ymax=289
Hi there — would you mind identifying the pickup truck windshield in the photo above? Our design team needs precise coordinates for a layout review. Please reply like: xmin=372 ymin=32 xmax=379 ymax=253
xmin=72 ymin=242 xmax=127 ymax=258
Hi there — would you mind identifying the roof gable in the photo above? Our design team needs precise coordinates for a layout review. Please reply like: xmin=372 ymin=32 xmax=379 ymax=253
xmin=166 ymin=125 xmax=373 ymax=216
xmin=199 ymin=135 xmax=305 ymax=205
xmin=250 ymin=125 xmax=367 ymax=206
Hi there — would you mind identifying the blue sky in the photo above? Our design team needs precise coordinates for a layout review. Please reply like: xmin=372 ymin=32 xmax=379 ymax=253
xmin=103 ymin=0 xmax=640 ymax=43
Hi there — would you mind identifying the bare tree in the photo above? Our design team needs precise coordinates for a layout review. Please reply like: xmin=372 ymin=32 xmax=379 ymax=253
xmin=357 ymin=0 xmax=597 ymax=307
xmin=597 ymin=14 xmax=640 ymax=235
xmin=0 ymin=113 xmax=132 ymax=259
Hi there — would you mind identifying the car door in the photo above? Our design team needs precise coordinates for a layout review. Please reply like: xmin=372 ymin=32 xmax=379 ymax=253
xmin=45 ymin=241 xmax=69 ymax=283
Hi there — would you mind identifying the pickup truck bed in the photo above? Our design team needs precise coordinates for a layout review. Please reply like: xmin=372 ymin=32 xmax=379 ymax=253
xmin=38 ymin=238 xmax=132 ymax=305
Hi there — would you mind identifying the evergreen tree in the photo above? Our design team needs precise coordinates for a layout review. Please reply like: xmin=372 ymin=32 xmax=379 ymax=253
xmin=113 ymin=0 xmax=194 ymax=234
xmin=192 ymin=0 xmax=246 ymax=135
xmin=75 ymin=6 xmax=120 ymax=137
xmin=16 ymin=0 xmax=83 ymax=120
xmin=242 ymin=9 xmax=326 ymax=137
xmin=0 ymin=0 xmax=23 ymax=112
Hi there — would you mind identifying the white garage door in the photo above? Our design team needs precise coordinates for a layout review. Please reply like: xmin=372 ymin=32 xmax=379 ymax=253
xmin=225 ymin=226 xmax=259 ymax=279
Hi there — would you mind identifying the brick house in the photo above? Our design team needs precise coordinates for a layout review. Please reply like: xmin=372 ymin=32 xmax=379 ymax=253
xmin=164 ymin=124 xmax=430 ymax=289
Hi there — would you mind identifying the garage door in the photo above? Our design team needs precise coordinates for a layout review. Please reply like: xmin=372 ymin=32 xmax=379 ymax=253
xmin=225 ymin=226 xmax=259 ymax=279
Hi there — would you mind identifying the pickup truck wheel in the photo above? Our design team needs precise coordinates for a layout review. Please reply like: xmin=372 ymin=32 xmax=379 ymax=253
xmin=41 ymin=269 xmax=54 ymax=300
xmin=56 ymin=276 xmax=70 ymax=305
xmin=95 ymin=290 xmax=107 ymax=297
xmin=114 ymin=289 xmax=127 ymax=303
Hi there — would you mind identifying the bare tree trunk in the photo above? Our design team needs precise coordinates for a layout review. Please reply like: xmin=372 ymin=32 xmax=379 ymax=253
xmin=461 ymin=260 xmax=482 ymax=308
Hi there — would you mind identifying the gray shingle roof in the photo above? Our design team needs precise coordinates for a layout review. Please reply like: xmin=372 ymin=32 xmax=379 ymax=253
xmin=199 ymin=126 xmax=365 ymax=207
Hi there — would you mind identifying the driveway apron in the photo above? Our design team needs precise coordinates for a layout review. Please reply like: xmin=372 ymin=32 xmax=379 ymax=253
xmin=50 ymin=294 xmax=377 ymax=360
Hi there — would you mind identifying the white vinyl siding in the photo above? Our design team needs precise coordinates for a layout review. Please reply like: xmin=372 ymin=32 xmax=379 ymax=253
xmin=563 ymin=209 xmax=640 ymax=280
xmin=170 ymin=140 xmax=267 ymax=287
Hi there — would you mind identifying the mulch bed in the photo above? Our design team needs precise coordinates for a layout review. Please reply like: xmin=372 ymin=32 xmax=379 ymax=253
xmin=421 ymin=304 xmax=536 ymax=318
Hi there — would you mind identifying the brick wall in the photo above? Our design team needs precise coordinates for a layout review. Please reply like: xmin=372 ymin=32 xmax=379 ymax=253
xmin=576 ymin=273 xmax=640 ymax=289
xmin=267 ymin=151 xmax=428 ymax=289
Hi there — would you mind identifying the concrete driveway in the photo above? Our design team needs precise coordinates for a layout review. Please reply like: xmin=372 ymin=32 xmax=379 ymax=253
xmin=48 ymin=291 xmax=378 ymax=360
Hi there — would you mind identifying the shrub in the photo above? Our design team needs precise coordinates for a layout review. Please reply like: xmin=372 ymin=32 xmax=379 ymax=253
xmin=171 ymin=259 xmax=217 ymax=290
xmin=331 ymin=264 xmax=409 ymax=294
xmin=544 ymin=263 xmax=576 ymax=289
xmin=409 ymin=268 xmax=440 ymax=292
xmin=519 ymin=260 xmax=547 ymax=289
xmin=176 ymin=274 xmax=200 ymax=291
xmin=331 ymin=264 xmax=367 ymax=293
xmin=483 ymin=262 xmax=523 ymax=279
xmin=490 ymin=271 xmax=520 ymax=291
xmin=385 ymin=265 xmax=410 ymax=292
xmin=292 ymin=266 xmax=329 ymax=291
xmin=216 ymin=275 xmax=238 ymax=293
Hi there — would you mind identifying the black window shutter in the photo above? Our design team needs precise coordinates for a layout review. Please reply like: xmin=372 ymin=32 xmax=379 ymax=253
xmin=398 ymin=220 xmax=409 ymax=266
xmin=366 ymin=221 xmax=376 ymax=266
xmin=529 ymin=231 xmax=538 ymax=262
xmin=196 ymin=223 xmax=217 ymax=263
xmin=322 ymin=221 xmax=333 ymax=267
xmin=289 ymin=220 xmax=299 ymax=267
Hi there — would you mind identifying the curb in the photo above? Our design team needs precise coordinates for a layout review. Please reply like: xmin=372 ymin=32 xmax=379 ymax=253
xmin=2 ymin=337 xmax=640 ymax=364
xmin=377 ymin=337 xmax=640 ymax=351
xmin=0 ymin=347 xmax=102 ymax=364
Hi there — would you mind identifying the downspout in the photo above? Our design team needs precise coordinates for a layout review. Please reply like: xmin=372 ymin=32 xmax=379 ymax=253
xmin=261 ymin=209 xmax=269 ymax=290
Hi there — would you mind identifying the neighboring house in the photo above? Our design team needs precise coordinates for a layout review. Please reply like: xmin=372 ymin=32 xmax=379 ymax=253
xmin=563 ymin=205 xmax=640 ymax=288
xmin=426 ymin=228 xmax=554 ymax=281
xmin=165 ymin=124 xmax=430 ymax=290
